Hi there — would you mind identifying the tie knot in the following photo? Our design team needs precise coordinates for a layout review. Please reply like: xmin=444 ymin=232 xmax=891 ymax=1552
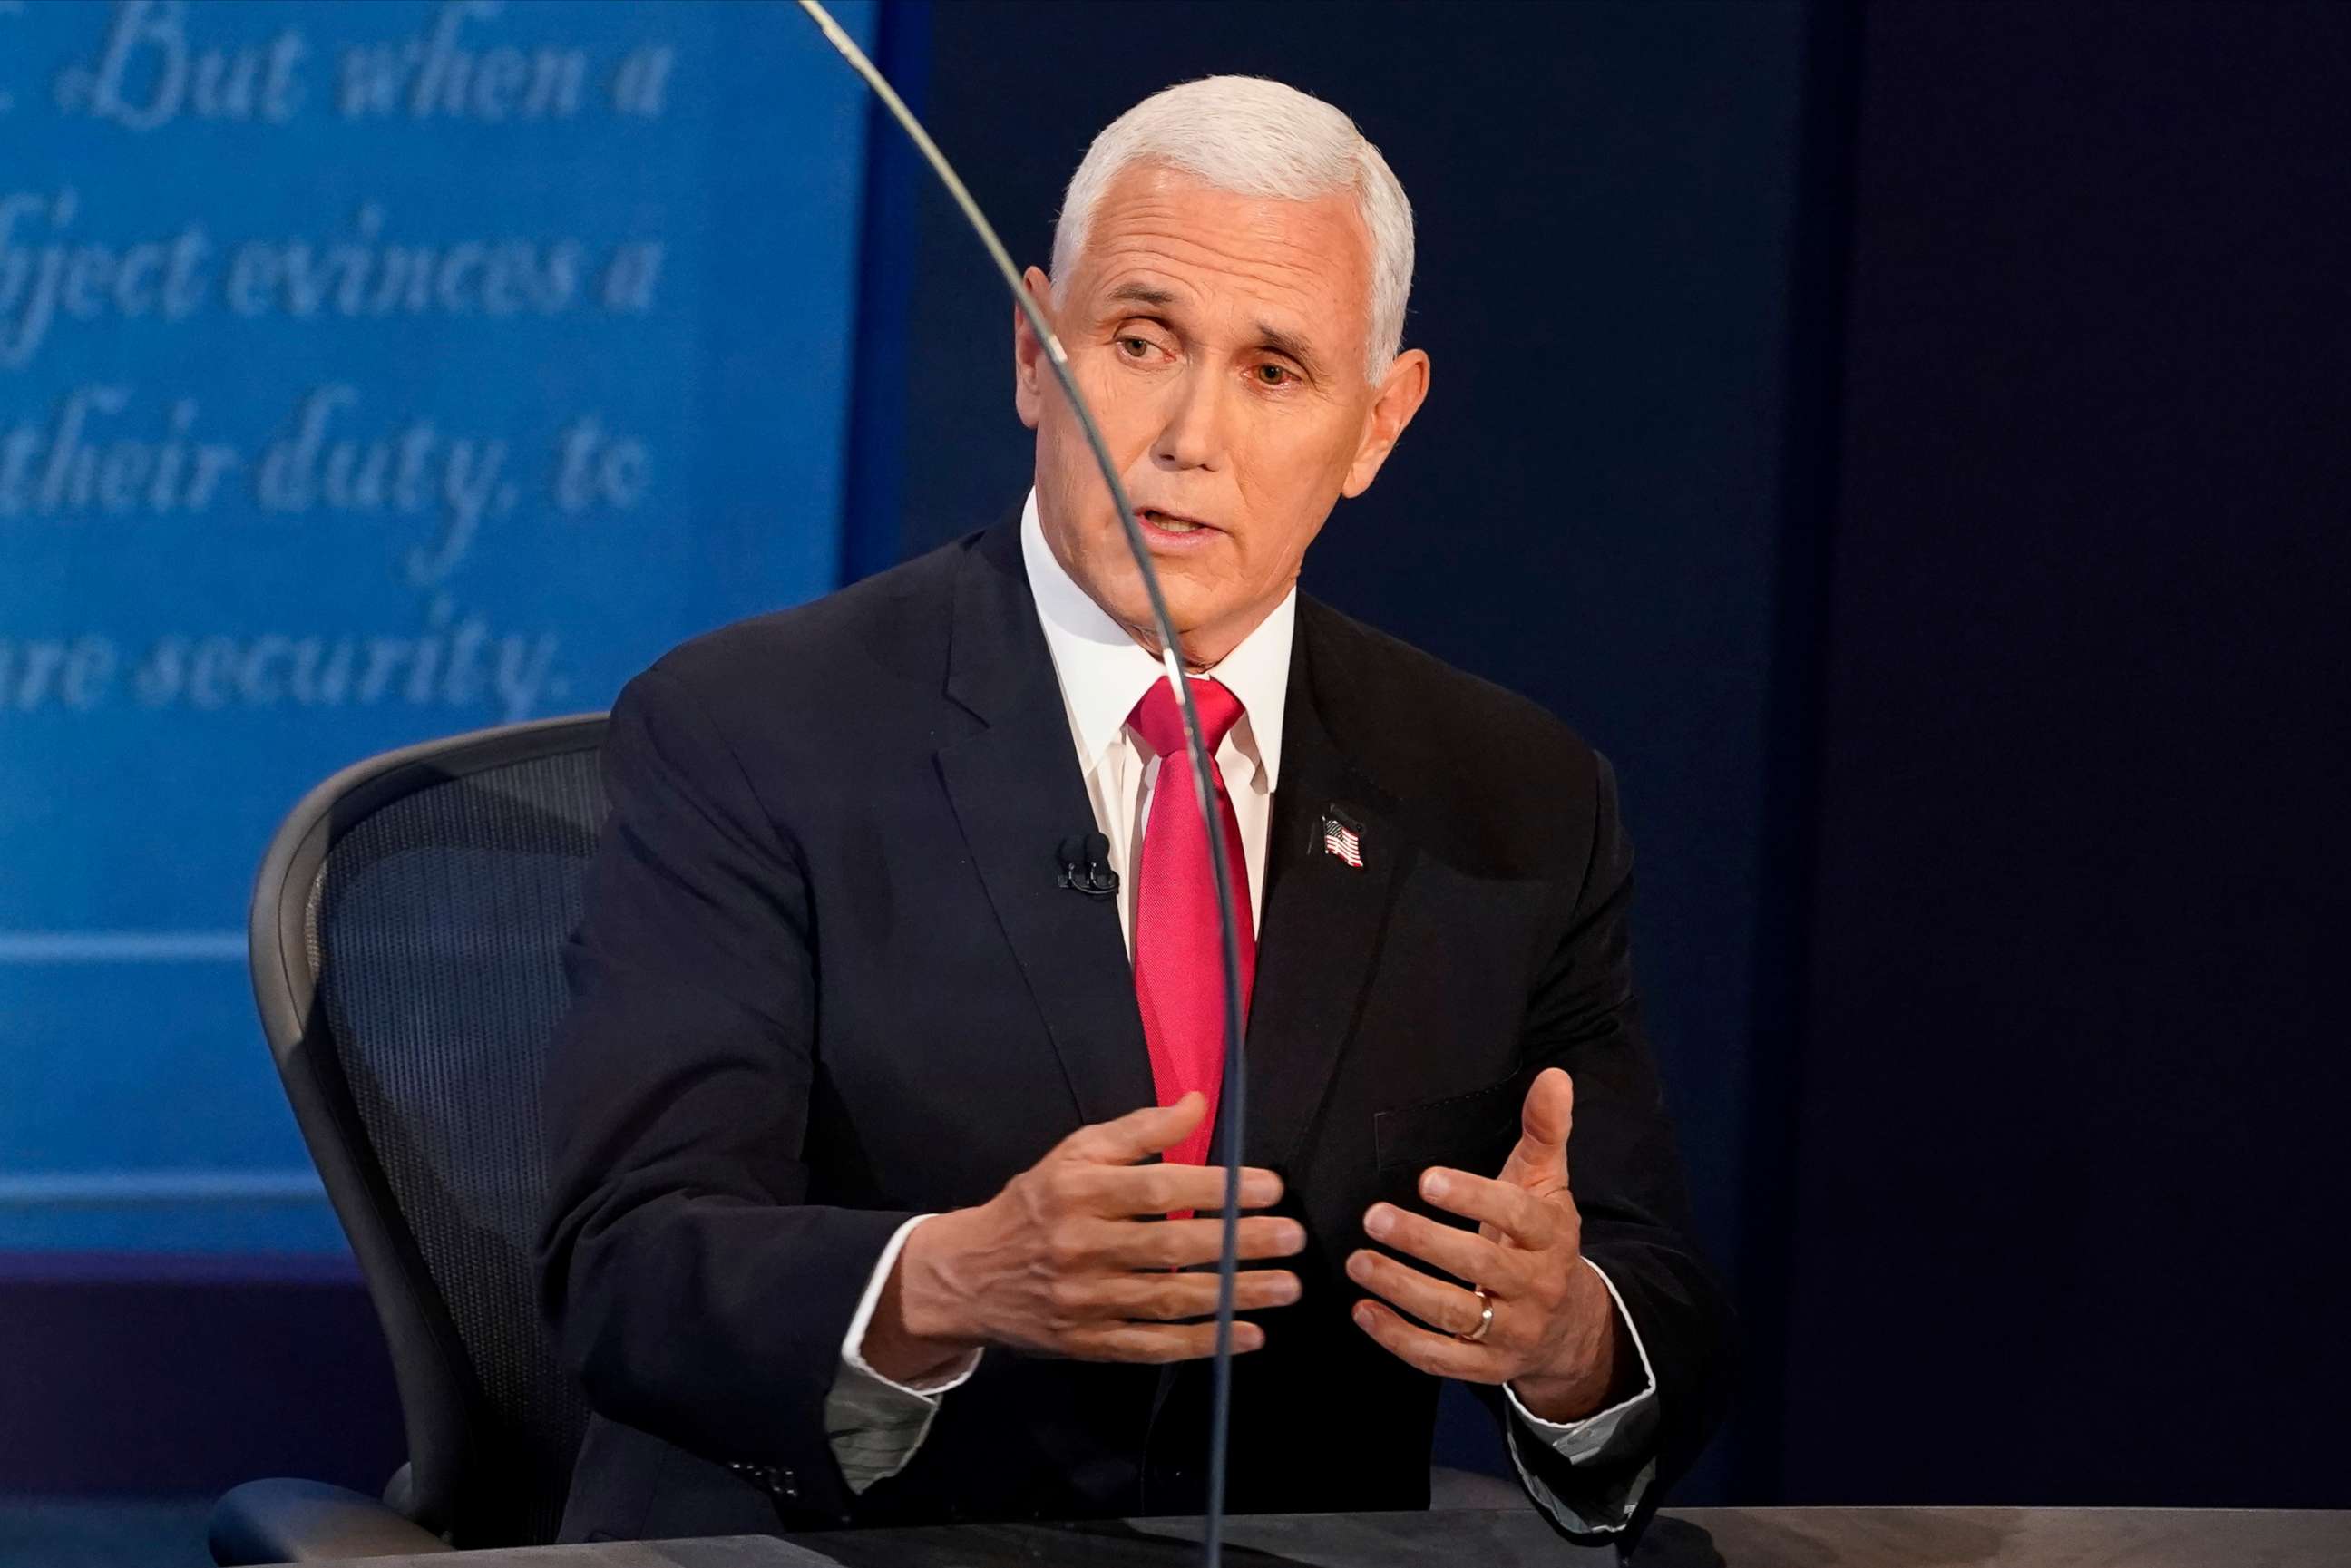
xmin=1130 ymin=676 xmax=1245 ymax=761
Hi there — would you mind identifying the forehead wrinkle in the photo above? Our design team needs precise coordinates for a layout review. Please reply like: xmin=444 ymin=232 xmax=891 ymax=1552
xmin=1097 ymin=197 xmax=1364 ymax=292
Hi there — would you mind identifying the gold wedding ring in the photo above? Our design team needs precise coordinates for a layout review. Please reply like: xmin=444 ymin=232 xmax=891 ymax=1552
xmin=1458 ymin=1285 xmax=1495 ymax=1344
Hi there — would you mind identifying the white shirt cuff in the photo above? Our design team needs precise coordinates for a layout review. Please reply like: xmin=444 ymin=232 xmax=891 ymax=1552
xmin=1501 ymin=1257 xmax=1661 ymax=1534
xmin=824 ymin=1213 xmax=982 ymax=1494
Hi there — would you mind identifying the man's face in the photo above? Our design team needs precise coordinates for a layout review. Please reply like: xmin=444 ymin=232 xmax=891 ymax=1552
xmin=1016 ymin=164 xmax=1429 ymax=667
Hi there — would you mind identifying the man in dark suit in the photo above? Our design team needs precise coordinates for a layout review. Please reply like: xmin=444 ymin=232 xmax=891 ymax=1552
xmin=539 ymin=75 xmax=1732 ymax=1547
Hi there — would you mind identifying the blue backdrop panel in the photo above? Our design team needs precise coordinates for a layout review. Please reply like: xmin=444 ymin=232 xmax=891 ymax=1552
xmin=0 ymin=0 xmax=876 ymax=1252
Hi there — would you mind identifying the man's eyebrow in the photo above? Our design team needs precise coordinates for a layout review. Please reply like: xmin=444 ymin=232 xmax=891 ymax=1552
xmin=1255 ymin=323 xmax=1324 ymax=376
xmin=1106 ymin=282 xmax=1179 ymax=309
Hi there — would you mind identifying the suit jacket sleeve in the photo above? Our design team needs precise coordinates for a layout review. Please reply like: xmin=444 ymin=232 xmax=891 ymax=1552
xmin=537 ymin=665 xmax=915 ymax=1510
xmin=1472 ymin=749 xmax=1738 ymax=1544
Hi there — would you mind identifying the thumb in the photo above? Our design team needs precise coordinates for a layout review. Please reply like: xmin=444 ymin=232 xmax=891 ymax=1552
xmin=1061 ymin=1091 xmax=1206 ymax=1165
xmin=1501 ymin=1069 xmax=1573 ymax=1188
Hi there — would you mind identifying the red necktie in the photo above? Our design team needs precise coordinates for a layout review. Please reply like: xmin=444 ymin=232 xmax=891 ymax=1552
xmin=1128 ymin=676 xmax=1257 ymax=1173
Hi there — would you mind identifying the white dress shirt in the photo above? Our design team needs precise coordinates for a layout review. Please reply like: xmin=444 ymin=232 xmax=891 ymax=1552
xmin=822 ymin=492 xmax=1660 ymax=1532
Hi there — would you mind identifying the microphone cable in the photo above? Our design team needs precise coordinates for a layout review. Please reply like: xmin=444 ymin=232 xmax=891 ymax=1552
xmin=794 ymin=5 xmax=1254 ymax=1563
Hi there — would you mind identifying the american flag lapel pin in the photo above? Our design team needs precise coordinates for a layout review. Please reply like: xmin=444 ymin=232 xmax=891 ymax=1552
xmin=1320 ymin=807 xmax=1365 ymax=870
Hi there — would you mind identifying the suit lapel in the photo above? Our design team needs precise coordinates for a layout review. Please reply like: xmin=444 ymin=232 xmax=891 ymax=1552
xmin=1239 ymin=615 xmax=1410 ymax=1174
xmin=935 ymin=521 xmax=1157 ymax=1130
xmin=932 ymin=525 xmax=1407 ymax=1164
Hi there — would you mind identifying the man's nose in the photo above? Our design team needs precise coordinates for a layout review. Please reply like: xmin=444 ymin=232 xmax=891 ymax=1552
xmin=1149 ymin=365 xmax=1226 ymax=472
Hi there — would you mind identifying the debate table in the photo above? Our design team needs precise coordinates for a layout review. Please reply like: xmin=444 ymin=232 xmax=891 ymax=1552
xmin=288 ymin=1506 xmax=2351 ymax=1567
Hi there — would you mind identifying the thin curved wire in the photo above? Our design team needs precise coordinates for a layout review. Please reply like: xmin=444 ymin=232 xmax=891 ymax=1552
xmin=794 ymin=5 xmax=1252 ymax=1562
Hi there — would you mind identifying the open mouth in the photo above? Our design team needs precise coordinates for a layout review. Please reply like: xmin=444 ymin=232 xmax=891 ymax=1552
xmin=1136 ymin=506 xmax=1211 ymax=536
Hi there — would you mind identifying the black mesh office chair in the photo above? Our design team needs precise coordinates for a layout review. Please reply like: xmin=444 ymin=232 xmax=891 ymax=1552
xmin=210 ymin=715 xmax=609 ymax=1563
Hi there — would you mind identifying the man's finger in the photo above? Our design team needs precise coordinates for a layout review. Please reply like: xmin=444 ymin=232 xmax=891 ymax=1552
xmin=1065 ymin=1160 xmax=1283 ymax=1217
xmin=1363 ymin=1203 xmax=1505 ymax=1289
xmin=1064 ymin=1320 xmax=1265 ymax=1363
xmin=1349 ymin=1299 xmax=1499 ymax=1381
xmin=1095 ymin=1213 xmax=1307 ymax=1271
xmin=1497 ymin=1069 xmax=1574 ymax=1190
xmin=1344 ymin=1248 xmax=1494 ymax=1340
xmin=1058 ymin=1092 xmax=1207 ymax=1165
xmin=1071 ymin=1267 xmax=1301 ymax=1321
xmin=1417 ymin=1166 xmax=1559 ymax=1251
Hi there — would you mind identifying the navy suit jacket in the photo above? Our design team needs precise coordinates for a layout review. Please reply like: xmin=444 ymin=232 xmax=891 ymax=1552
xmin=536 ymin=514 xmax=1732 ymax=1544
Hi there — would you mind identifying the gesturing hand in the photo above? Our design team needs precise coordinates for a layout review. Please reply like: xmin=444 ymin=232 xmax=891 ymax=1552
xmin=1346 ymin=1067 xmax=1623 ymax=1422
xmin=865 ymin=1092 xmax=1306 ymax=1382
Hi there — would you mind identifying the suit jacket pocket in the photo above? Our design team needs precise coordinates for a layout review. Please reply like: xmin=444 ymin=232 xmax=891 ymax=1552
xmin=1372 ymin=1069 xmax=1531 ymax=1173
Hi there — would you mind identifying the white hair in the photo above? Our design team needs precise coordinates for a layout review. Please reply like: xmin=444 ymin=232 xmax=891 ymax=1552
xmin=1049 ymin=75 xmax=1415 ymax=383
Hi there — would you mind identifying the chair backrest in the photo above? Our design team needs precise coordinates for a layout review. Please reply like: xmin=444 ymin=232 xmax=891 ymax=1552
xmin=250 ymin=715 xmax=608 ymax=1548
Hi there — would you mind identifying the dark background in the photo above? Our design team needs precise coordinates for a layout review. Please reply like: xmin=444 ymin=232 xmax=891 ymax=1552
xmin=1770 ymin=0 xmax=2350 ymax=1505
xmin=15 ymin=0 xmax=2347 ymax=1516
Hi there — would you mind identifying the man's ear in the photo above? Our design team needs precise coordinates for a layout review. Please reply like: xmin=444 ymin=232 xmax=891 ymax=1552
xmin=1341 ymin=347 xmax=1432 ymax=498
xmin=1013 ymin=266 xmax=1055 ymax=431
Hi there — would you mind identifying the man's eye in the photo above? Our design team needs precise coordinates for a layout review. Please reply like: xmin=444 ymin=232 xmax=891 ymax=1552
xmin=1118 ymin=336 xmax=1156 ymax=358
xmin=1254 ymin=364 xmax=1294 ymax=386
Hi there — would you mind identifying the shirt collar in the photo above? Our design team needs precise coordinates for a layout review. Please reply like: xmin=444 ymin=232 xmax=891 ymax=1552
xmin=1020 ymin=488 xmax=1293 ymax=788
